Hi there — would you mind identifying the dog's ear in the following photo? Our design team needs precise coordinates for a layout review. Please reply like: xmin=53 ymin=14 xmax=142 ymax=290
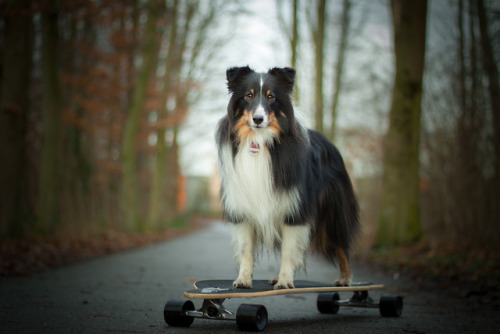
xmin=268 ymin=67 xmax=296 ymax=93
xmin=226 ymin=66 xmax=254 ymax=92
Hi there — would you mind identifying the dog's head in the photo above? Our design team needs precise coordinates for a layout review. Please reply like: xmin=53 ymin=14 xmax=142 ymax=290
xmin=226 ymin=66 xmax=296 ymax=146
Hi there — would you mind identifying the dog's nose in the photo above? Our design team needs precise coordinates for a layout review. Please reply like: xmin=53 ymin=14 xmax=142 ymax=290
xmin=253 ymin=115 xmax=264 ymax=125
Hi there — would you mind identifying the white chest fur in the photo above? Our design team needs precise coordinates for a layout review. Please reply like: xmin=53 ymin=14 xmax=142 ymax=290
xmin=219 ymin=134 xmax=300 ymax=250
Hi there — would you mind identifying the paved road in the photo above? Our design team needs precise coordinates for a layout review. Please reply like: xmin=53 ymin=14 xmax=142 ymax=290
xmin=1 ymin=222 xmax=498 ymax=333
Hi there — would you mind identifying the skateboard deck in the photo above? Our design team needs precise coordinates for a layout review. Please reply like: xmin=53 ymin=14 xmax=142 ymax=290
xmin=185 ymin=280 xmax=385 ymax=299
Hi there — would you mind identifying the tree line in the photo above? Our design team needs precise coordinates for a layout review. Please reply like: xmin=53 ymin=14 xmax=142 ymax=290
xmin=1 ymin=0 xmax=499 ymax=250
xmin=278 ymin=0 xmax=499 ymax=248
xmin=0 ymin=0 xmax=239 ymax=237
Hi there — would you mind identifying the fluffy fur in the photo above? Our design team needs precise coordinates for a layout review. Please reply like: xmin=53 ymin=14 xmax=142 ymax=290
xmin=215 ymin=66 xmax=359 ymax=289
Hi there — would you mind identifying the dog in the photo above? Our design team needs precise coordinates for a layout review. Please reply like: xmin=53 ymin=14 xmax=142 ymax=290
xmin=215 ymin=66 xmax=359 ymax=290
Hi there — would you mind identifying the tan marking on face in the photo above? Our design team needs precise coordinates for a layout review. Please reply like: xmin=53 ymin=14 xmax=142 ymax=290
xmin=234 ymin=110 xmax=255 ymax=143
xmin=268 ymin=112 xmax=283 ymax=136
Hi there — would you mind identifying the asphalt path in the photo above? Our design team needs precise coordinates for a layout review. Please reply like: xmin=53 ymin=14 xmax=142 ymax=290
xmin=1 ymin=222 xmax=498 ymax=333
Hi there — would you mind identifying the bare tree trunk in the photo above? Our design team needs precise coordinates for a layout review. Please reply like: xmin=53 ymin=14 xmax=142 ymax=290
xmin=60 ymin=11 xmax=92 ymax=228
xmin=476 ymin=0 xmax=500 ymax=221
xmin=121 ymin=0 xmax=160 ymax=231
xmin=328 ymin=0 xmax=351 ymax=142
xmin=313 ymin=0 xmax=326 ymax=134
xmin=0 ymin=0 xmax=32 ymax=237
xmin=456 ymin=0 xmax=469 ymax=237
xmin=291 ymin=0 xmax=300 ymax=102
xmin=277 ymin=0 xmax=300 ymax=102
xmin=376 ymin=0 xmax=427 ymax=246
xmin=38 ymin=0 xmax=62 ymax=233
xmin=290 ymin=0 xmax=299 ymax=71
xmin=454 ymin=0 xmax=484 ymax=242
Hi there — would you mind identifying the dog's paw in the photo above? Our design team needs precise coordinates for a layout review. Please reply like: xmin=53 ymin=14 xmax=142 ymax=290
xmin=335 ymin=275 xmax=352 ymax=287
xmin=268 ymin=277 xmax=278 ymax=285
xmin=273 ymin=279 xmax=295 ymax=290
xmin=233 ymin=277 xmax=253 ymax=289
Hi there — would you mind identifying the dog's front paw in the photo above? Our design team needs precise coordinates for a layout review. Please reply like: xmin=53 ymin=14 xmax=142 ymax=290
xmin=268 ymin=277 xmax=278 ymax=285
xmin=335 ymin=274 xmax=352 ymax=287
xmin=273 ymin=279 xmax=294 ymax=290
xmin=233 ymin=277 xmax=253 ymax=289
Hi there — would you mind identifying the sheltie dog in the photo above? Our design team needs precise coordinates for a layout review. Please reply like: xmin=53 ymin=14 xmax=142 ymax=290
xmin=215 ymin=66 xmax=359 ymax=290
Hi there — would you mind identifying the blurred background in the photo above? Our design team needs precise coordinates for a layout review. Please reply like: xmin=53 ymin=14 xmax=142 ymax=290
xmin=0 ymin=0 xmax=499 ymax=261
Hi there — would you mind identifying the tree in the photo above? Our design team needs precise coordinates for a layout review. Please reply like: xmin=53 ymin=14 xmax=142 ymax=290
xmin=277 ymin=0 xmax=300 ymax=101
xmin=148 ymin=0 xmax=191 ymax=228
xmin=312 ymin=0 xmax=326 ymax=134
xmin=476 ymin=0 xmax=500 ymax=213
xmin=148 ymin=0 xmax=238 ymax=227
xmin=121 ymin=0 xmax=161 ymax=231
xmin=0 ymin=0 xmax=32 ymax=237
xmin=328 ymin=0 xmax=351 ymax=142
xmin=37 ymin=0 xmax=62 ymax=232
xmin=419 ymin=0 xmax=500 ymax=247
xmin=376 ymin=0 xmax=427 ymax=246
xmin=0 ymin=0 xmax=244 ymax=236
xmin=290 ymin=0 xmax=299 ymax=76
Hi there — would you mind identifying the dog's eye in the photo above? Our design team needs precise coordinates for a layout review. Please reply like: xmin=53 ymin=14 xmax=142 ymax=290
xmin=245 ymin=92 xmax=254 ymax=100
xmin=267 ymin=94 xmax=275 ymax=102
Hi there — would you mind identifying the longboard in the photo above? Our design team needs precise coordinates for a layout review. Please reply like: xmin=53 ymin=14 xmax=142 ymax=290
xmin=164 ymin=279 xmax=403 ymax=332
xmin=185 ymin=279 xmax=385 ymax=299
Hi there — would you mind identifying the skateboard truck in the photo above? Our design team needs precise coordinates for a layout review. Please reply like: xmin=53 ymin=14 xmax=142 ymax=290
xmin=339 ymin=290 xmax=378 ymax=308
xmin=317 ymin=290 xmax=403 ymax=317
xmin=190 ymin=299 xmax=236 ymax=320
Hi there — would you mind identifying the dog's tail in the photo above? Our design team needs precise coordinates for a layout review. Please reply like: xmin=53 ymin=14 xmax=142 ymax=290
xmin=308 ymin=131 xmax=360 ymax=263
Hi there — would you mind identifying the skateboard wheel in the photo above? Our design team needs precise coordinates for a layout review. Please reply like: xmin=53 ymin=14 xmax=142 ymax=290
xmin=164 ymin=300 xmax=195 ymax=327
xmin=317 ymin=292 xmax=340 ymax=314
xmin=379 ymin=295 xmax=403 ymax=317
xmin=236 ymin=304 xmax=268 ymax=332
